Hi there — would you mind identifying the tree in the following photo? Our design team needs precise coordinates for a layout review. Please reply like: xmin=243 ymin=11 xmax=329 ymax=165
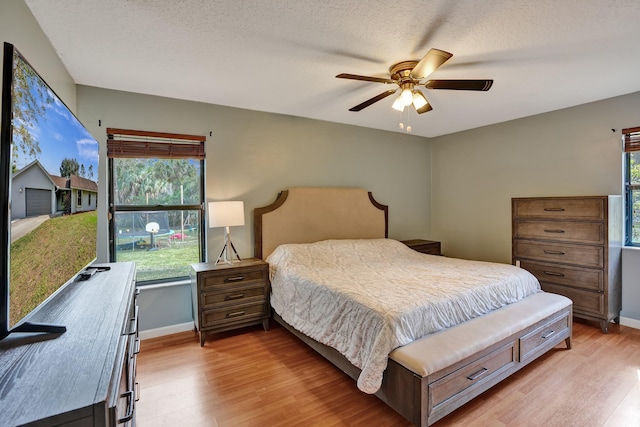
xmin=11 ymin=51 xmax=53 ymax=167
xmin=80 ymin=164 xmax=86 ymax=178
xmin=60 ymin=158 xmax=79 ymax=178
xmin=88 ymin=164 xmax=94 ymax=180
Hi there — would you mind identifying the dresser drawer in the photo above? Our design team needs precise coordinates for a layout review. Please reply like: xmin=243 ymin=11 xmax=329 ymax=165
xmin=519 ymin=313 xmax=570 ymax=362
xmin=519 ymin=261 xmax=603 ymax=292
xmin=513 ymin=198 xmax=604 ymax=220
xmin=201 ymin=301 xmax=268 ymax=328
xmin=513 ymin=240 xmax=603 ymax=268
xmin=541 ymin=283 xmax=604 ymax=317
xmin=429 ymin=342 xmax=516 ymax=411
xmin=513 ymin=220 xmax=604 ymax=245
xmin=200 ymin=267 xmax=267 ymax=290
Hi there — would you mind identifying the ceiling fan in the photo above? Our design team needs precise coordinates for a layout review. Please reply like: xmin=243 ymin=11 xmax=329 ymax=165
xmin=336 ymin=48 xmax=493 ymax=114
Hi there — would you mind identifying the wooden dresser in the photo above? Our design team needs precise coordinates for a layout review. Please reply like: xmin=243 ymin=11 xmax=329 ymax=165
xmin=512 ymin=196 xmax=622 ymax=332
xmin=191 ymin=258 xmax=270 ymax=346
xmin=0 ymin=262 xmax=138 ymax=426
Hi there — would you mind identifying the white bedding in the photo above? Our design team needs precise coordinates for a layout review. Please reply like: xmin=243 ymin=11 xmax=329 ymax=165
xmin=266 ymin=238 xmax=541 ymax=394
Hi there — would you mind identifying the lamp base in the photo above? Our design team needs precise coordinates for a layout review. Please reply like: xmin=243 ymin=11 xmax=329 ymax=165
xmin=215 ymin=230 xmax=241 ymax=265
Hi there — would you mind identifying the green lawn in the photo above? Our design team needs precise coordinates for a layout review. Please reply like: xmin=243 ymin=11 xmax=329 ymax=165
xmin=10 ymin=211 xmax=97 ymax=326
xmin=115 ymin=233 xmax=200 ymax=282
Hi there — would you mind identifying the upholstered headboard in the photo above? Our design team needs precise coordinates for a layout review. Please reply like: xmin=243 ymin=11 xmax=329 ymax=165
xmin=254 ymin=187 xmax=388 ymax=259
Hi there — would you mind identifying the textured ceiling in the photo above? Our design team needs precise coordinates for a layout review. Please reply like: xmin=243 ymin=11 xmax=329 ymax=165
xmin=23 ymin=0 xmax=640 ymax=138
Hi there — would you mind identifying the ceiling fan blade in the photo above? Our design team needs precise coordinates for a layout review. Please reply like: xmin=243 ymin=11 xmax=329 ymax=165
xmin=425 ymin=79 xmax=493 ymax=91
xmin=411 ymin=48 xmax=453 ymax=79
xmin=349 ymin=90 xmax=398 ymax=111
xmin=336 ymin=73 xmax=396 ymax=84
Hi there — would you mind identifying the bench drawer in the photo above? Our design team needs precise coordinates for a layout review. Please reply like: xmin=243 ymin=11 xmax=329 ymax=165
xmin=429 ymin=342 xmax=516 ymax=411
xmin=519 ymin=313 xmax=570 ymax=362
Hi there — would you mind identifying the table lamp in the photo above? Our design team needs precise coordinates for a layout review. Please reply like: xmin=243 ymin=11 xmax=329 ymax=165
xmin=208 ymin=201 xmax=244 ymax=264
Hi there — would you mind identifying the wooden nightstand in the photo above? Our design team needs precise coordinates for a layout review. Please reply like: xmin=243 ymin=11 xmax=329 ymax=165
xmin=191 ymin=258 xmax=270 ymax=346
xmin=401 ymin=239 xmax=442 ymax=255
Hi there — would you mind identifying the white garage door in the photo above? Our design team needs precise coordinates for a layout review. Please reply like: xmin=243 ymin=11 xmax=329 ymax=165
xmin=25 ymin=188 xmax=51 ymax=217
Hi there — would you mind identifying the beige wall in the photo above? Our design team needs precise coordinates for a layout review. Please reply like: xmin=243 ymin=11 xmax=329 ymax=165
xmin=1 ymin=0 xmax=76 ymax=114
xmin=430 ymin=92 xmax=639 ymax=263
xmin=76 ymin=86 xmax=433 ymax=263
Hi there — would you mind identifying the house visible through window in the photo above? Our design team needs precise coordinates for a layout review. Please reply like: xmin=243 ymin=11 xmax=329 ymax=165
xmin=77 ymin=190 xmax=82 ymax=207
xmin=107 ymin=128 xmax=206 ymax=283
xmin=623 ymin=127 xmax=640 ymax=246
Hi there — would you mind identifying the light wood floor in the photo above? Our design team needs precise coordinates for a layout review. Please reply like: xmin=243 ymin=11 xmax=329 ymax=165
xmin=136 ymin=320 xmax=640 ymax=426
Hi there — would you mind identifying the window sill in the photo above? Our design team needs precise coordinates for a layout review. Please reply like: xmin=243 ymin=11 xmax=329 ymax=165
xmin=137 ymin=278 xmax=190 ymax=290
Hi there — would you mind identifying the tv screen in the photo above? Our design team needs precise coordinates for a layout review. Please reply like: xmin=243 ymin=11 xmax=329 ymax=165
xmin=0 ymin=42 xmax=98 ymax=339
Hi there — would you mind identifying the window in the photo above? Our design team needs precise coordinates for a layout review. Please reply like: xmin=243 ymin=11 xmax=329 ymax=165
xmin=107 ymin=128 xmax=206 ymax=283
xmin=77 ymin=190 xmax=82 ymax=207
xmin=88 ymin=193 xmax=91 ymax=205
xmin=623 ymin=127 xmax=640 ymax=246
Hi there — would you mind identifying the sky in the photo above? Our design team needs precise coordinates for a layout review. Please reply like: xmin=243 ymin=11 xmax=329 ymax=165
xmin=12 ymin=57 xmax=99 ymax=181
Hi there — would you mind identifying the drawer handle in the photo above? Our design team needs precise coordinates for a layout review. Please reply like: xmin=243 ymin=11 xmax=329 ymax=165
xmin=225 ymin=293 xmax=245 ymax=301
xmin=226 ymin=311 xmax=246 ymax=318
xmin=118 ymin=390 xmax=135 ymax=423
xmin=543 ymin=271 xmax=565 ymax=277
xmin=542 ymin=330 xmax=555 ymax=339
xmin=544 ymin=207 xmax=565 ymax=212
xmin=543 ymin=250 xmax=565 ymax=255
xmin=543 ymin=229 xmax=565 ymax=233
xmin=466 ymin=367 xmax=489 ymax=381
xmin=226 ymin=276 xmax=245 ymax=282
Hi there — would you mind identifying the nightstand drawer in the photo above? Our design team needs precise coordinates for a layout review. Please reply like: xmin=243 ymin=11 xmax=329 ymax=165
xmin=513 ymin=220 xmax=604 ymax=245
xmin=513 ymin=240 xmax=603 ymax=268
xmin=201 ymin=268 xmax=267 ymax=290
xmin=201 ymin=284 xmax=267 ymax=308
xmin=201 ymin=301 xmax=268 ymax=328
xmin=513 ymin=198 xmax=604 ymax=220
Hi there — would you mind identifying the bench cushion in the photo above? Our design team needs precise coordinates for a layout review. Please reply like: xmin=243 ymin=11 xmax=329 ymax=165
xmin=389 ymin=292 xmax=572 ymax=377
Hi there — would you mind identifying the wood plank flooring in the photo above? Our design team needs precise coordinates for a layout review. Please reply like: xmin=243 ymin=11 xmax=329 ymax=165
xmin=136 ymin=320 xmax=640 ymax=426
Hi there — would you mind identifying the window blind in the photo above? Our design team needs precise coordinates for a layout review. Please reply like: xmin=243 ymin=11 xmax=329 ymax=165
xmin=106 ymin=128 xmax=206 ymax=159
xmin=623 ymin=126 xmax=640 ymax=153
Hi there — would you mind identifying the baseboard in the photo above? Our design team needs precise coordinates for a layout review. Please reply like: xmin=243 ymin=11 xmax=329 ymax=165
xmin=139 ymin=321 xmax=195 ymax=340
xmin=620 ymin=316 xmax=640 ymax=330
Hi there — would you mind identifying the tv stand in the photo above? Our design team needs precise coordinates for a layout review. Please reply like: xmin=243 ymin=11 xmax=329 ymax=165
xmin=0 ymin=262 xmax=138 ymax=426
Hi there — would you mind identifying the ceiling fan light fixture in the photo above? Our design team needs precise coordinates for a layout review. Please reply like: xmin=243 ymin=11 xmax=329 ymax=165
xmin=392 ymin=95 xmax=405 ymax=112
xmin=400 ymin=83 xmax=414 ymax=106
xmin=412 ymin=91 xmax=428 ymax=109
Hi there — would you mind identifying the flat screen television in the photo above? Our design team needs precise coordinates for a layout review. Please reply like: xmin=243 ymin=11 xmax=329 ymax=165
xmin=0 ymin=42 xmax=99 ymax=340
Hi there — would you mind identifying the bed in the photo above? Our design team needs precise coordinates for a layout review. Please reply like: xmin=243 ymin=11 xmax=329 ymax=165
xmin=254 ymin=187 xmax=572 ymax=426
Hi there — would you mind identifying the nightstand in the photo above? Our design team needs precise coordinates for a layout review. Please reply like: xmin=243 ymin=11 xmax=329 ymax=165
xmin=401 ymin=239 xmax=442 ymax=256
xmin=191 ymin=258 xmax=270 ymax=346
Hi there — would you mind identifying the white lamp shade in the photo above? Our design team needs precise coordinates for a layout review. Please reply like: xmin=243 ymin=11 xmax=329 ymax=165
xmin=208 ymin=201 xmax=245 ymax=228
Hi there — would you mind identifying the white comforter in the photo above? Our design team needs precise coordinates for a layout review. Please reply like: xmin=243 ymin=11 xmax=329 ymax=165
xmin=266 ymin=238 xmax=541 ymax=394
